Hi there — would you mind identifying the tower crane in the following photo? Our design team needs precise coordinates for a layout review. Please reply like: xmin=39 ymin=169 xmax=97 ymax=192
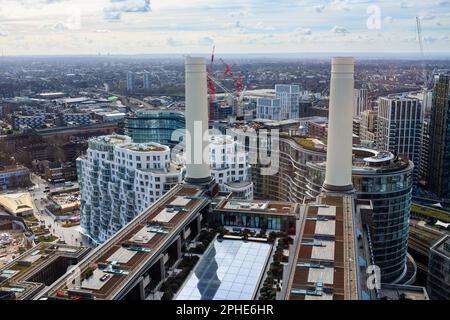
xmin=416 ymin=16 xmax=429 ymax=90
xmin=206 ymin=47 xmax=246 ymax=120
xmin=207 ymin=46 xmax=216 ymax=121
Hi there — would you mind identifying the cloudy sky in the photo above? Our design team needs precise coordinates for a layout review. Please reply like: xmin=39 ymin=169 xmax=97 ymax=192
xmin=0 ymin=0 xmax=449 ymax=55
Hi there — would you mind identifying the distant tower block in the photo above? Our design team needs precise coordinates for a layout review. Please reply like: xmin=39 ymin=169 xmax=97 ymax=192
xmin=323 ymin=57 xmax=355 ymax=192
xmin=184 ymin=56 xmax=212 ymax=184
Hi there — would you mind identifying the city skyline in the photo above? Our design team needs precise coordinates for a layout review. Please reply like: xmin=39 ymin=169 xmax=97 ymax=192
xmin=1 ymin=0 xmax=450 ymax=56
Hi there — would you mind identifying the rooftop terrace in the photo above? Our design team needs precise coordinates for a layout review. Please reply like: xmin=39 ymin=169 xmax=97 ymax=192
xmin=284 ymin=195 xmax=359 ymax=300
xmin=42 ymin=184 xmax=209 ymax=300
xmin=0 ymin=243 xmax=89 ymax=300
xmin=216 ymin=199 xmax=299 ymax=217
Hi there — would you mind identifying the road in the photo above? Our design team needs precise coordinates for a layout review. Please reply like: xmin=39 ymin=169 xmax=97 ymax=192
xmin=29 ymin=173 xmax=85 ymax=247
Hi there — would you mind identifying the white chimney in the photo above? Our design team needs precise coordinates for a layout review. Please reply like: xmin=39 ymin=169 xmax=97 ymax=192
xmin=323 ymin=57 xmax=355 ymax=192
xmin=184 ymin=56 xmax=212 ymax=184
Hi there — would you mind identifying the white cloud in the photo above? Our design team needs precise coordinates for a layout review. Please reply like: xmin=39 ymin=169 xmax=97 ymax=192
xmin=294 ymin=27 xmax=312 ymax=35
xmin=420 ymin=14 xmax=436 ymax=21
xmin=400 ymin=1 xmax=413 ymax=8
xmin=0 ymin=0 xmax=449 ymax=55
xmin=104 ymin=0 xmax=151 ymax=21
xmin=166 ymin=36 xmax=183 ymax=47
xmin=330 ymin=25 xmax=349 ymax=33
xmin=198 ymin=36 xmax=214 ymax=46
xmin=384 ymin=16 xmax=394 ymax=24
xmin=52 ymin=22 xmax=69 ymax=31
xmin=313 ymin=4 xmax=325 ymax=13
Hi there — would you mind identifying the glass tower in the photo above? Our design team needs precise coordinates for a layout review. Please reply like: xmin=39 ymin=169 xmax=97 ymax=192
xmin=428 ymin=74 xmax=450 ymax=199
xmin=125 ymin=110 xmax=185 ymax=148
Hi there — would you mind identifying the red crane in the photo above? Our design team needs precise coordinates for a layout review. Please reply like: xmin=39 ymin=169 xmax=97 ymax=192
xmin=207 ymin=46 xmax=216 ymax=120
xmin=206 ymin=48 xmax=246 ymax=119
xmin=220 ymin=58 xmax=245 ymax=116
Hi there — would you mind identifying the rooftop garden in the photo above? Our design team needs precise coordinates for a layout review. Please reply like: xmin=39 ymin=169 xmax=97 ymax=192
xmin=127 ymin=145 xmax=165 ymax=152
xmin=35 ymin=235 xmax=58 ymax=244
xmin=259 ymin=232 xmax=293 ymax=300
xmin=292 ymin=136 xmax=325 ymax=152
xmin=160 ymin=255 xmax=199 ymax=300
xmin=411 ymin=204 xmax=450 ymax=223
xmin=187 ymin=229 xmax=217 ymax=254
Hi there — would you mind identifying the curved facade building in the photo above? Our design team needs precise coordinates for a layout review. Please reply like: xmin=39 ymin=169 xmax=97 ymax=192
xmin=251 ymin=134 xmax=326 ymax=203
xmin=77 ymin=135 xmax=183 ymax=244
xmin=209 ymin=135 xmax=253 ymax=200
xmin=306 ymin=148 xmax=414 ymax=283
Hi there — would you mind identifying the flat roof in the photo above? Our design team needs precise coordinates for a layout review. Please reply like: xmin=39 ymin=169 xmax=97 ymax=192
xmin=154 ymin=208 xmax=179 ymax=223
xmin=311 ymin=241 xmax=335 ymax=261
xmin=170 ymin=196 xmax=192 ymax=207
xmin=129 ymin=226 xmax=156 ymax=244
xmin=0 ymin=243 xmax=89 ymax=300
xmin=0 ymin=193 xmax=34 ymax=215
xmin=42 ymin=184 xmax=209 ymax=300
xmin=285 ymin=195 xmax=359 ymax=300
xmin=106 ymin=248 xmax=137 ymax=264
xmin=317 ymin=206 xmax=336 ymax=217
xmin=216 ymin=199 xmax=298 ymax=217
xmin=432 ymin=235 xmax=450 ymax=258
xmin=315 ymin=220 xmax=336 ymax=236
xmin=81 ymin=269 xmax=112 ymax=291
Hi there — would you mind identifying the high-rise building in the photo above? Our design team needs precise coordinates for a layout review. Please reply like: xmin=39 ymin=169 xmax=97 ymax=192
xmin=419 ymin=120 xmax=430 ymax=184
xmin=354 ymin=88 xmax=369 ymax=117
xmin=377 ymin=95 xmax=424 ymax=181
xmin=276 ymin=84 xmax=300 ymax=120
xmin=428 ymin=74 xmax=450 ymax=199
xmin=77 ymin=135 xmax=183 ymax=244
xmin=360 ymin=109 xmax=377 ymax=147
xmin=256 ymin=84 xmax=300 ymax=120
xmin=125 ymin=110 xmax=185 ymax=148
xmin=427 ymin=235 xmax=450 ymax=300
xmin=229 ymin=119 xmax=327 ymax=203
xmin=209 ymin=135 xmax=253 ymax=200
xmin=143 ymin=71 xmax=151 ymax=90
xmin=306 ymin=150 xmax=414 ymax=283
xmin=36 ymin=56 xmax=373 ymax=301
xmin=126 ymin=71 xmax=134 ymax=92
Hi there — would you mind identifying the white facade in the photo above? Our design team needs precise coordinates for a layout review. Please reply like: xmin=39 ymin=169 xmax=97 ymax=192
xmin=256 ymin=97 xmax=281 ymax=120
xmin=77 ymin=135 xmax=182 ymax=244
xmin=377 ymin=95 xmax=424 ymax=181
xmin=256 ymin=84 xmax=300 ymax=120
xmin=354 ymin=88 xmax=368 ymax=117
xmin=209 ymin=135 xmax=253 ymax=200
xmin=276 ymin=84 xmax=300 ymax=120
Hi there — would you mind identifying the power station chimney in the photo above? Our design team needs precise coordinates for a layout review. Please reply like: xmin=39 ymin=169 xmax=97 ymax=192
xmin=323 ymin=57 xmax=355 ymax=192
xmin=184 ymin=56 xmax=213 ymax=184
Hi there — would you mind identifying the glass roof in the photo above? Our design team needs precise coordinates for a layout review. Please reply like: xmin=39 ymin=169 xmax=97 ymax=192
xmin=176 ymin=240 xmax=272 ymax=300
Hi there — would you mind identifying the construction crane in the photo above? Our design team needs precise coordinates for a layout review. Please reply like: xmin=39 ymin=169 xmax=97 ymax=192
xmin=220 ymin=58 xmax=245 ymax=117
xmin=207 ymin=46 xmax=216 ymax=121
xmin=206 ymin=47 xmax=247 ymax=119
xmin=416 ymin=16 xmax=428 ymax=89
